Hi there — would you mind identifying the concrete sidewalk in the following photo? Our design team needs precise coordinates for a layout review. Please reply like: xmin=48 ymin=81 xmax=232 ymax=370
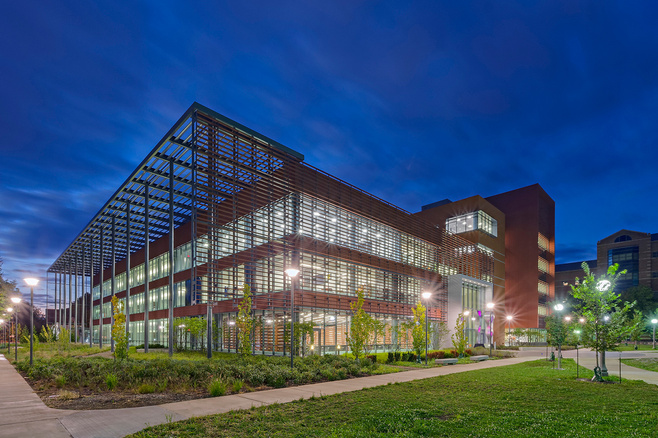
xmin=561 ymin=348 xmax=658 ymax=384
xmin=0 ymin=351 xmax=654 ymax=438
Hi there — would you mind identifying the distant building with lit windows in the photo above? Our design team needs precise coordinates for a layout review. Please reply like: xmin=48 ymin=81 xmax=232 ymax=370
xmin=556 ymin=229 xmax=658 ymax=302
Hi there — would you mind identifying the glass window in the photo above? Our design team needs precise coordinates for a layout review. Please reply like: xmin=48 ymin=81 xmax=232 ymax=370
xmin=446 ymin=211 xmax=497 ymax=237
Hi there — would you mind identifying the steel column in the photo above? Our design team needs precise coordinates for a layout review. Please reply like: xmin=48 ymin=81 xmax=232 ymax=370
xmin=111 ymin=216 xmax=116 ymax=352
xmin=168 ymin=158 xmax=175 ymax=357
xmin=74 ymin=253 xmax=78 ymax=343
xmin=99 ymin=230 xmax=104 ymax=349
xmin=144 ymin=183 xmax=150 ymax=353
xmin=125 ymin=202 xmax=131 ymax=348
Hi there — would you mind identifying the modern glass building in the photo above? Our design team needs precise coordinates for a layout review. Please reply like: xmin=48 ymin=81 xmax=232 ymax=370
xmin=47 ymin=103 xmax=494 ymax=354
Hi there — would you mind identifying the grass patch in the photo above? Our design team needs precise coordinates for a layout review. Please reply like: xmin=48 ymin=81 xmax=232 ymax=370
xmin=128 ymin=359 xmax=658 ymax=437
xmin=622 ymin=357 xmax=658 ymax=372
xmin=616 ymin=345 xmax=658 ymax=351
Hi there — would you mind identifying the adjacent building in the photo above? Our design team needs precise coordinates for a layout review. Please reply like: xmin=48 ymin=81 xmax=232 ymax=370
xmin=415 ymin=184 xmax=556 ymax=344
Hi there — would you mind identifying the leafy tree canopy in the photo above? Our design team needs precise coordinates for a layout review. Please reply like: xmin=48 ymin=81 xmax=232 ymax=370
xmin=620 ymin=285 xmax=657 ymax=315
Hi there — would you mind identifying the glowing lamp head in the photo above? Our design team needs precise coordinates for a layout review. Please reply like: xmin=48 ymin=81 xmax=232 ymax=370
xmin=486 ymin=302 xmax=494 ymax=309
xmin=422 ymin=292 xmax=431 ymax=300
xmin=554 ymin=304 xmax=564 ymax=311
xmin=6 ymin=308 xmax=12 ymax=313
xmin=506 ymin=315 xmax=513 ymax=321
xmin=24 ymin=278 xmax=39 ymax=287
xmin=579 ymin=318 xmax=585 ymax=323
xmin=596 ymin=280 xmax=611 ymax=292
xmin=285 ymin=268 xmax=299 ymax=278
xmin=10 ymin=297 xmax=21 ymax=304
xmin=463 ymin=310 xmax=470 ymax=316
xmin=652 ymin=319 xmax=658 ymax=324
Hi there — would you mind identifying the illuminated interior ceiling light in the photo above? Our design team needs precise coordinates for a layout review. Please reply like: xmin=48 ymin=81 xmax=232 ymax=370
xmin=330 ymin=229 xmax=336 ymax=233
xmin=376 ymin=233 xmax=382 ymax=238
xmin=362 ymin=229 xmax=367 ymax=234
xmin=313 ymin=211 xmax=320 ymax=216
xmin=331 ymin=218 xmax=337 ymax=223
xmin=330 ymin=239 xmax=334 ymax=242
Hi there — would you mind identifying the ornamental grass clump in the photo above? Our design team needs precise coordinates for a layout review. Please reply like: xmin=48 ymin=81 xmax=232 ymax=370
xmin=208 ymin=378 xmax=226 ymax=397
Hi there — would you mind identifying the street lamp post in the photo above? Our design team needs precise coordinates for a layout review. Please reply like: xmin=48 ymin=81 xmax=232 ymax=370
xmin=285 ymin=268 xmax=299 ymax=370
xmin=11 ymin=297 xmax=22 ymax=362
xmin=5 ymin=308 xmax=11 ymax=354
xmin=25 ymin=278 xmax=39 ymax=366
xmin=554 ymin=303 xmax=564 ymax=370
xmin=486 ymin=302 xmax=494 ymax=356
xmin=574 ymin=329 xmax=581 ymax=379
xmin=422 ymin=292 xmax=431 ymax=366
xmin=652 ymin=319 xmax=657 ymax=350
xmin=506 ymin=315 xmax=512 ymax=346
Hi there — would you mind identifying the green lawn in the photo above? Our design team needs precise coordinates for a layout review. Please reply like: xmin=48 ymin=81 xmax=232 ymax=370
xmin=615 ymin=344 xmax=657 ymax=351
xmin=622 ymin=357 xmax=658 ymax=372
xmin=129 ymin=359 xmax=658 ymax=437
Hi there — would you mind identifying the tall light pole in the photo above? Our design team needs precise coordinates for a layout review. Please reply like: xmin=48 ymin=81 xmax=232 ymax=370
xmin=422 ymin=291 xmax=431 ymax=365
xmin=5 ymin=308 xmax=12 ymax=354
xmin=285 ymin=268 xmax=299 ymax=370
xmin=554 ymin=303 xmax=564 ymax=370
xmin=11 ymin=297 xmax=22 ymax=362
xmin=652 ymin=319 xmax=657 ymax=350
xmin=24 ymin=278 xmax=39 ymax=366
xmin=574 ymin=329 xmax=581 ymax=378
xmin=486 ymin=302 xmax=494 ymax=355
xmin=506 ymin=315 xmax=512 ymax=346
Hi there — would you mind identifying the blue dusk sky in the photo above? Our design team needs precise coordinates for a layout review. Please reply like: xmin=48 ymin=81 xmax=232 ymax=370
xmin=1 ymin=1 xmax=656 ymax=306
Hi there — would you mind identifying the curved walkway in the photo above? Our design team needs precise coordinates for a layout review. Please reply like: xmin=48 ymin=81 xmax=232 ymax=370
xmin=0 ymin=351 xmax=655 ymax=438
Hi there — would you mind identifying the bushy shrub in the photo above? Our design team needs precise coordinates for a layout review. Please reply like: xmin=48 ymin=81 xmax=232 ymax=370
xmin=55 ymin=375 xmax=67 ymax=388
xmin=464 ymin=349 xmax=473 ymax=356
xmin=427 ymin=351 xmax=445 ymax=359
xmin=443 ymin=351 xmax=454 ymax=358
xmin=208 ymin=379 xmax=226 ymax=397
xmin=105 ymin=373 xmax=118 ymax=391
xmin=232 ymin=379 xmax=244 ymax=393
xmin=450 ymin=350 xmax=458 ymax=357
xmin=137 ymin=383 xmax=156 ymax=394
xmin=366 ymin=355 xmax=377 ymax=364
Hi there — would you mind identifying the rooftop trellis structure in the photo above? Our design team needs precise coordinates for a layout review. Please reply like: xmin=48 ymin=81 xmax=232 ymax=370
xmin=48 ymin=103 xmax=493 ymax=354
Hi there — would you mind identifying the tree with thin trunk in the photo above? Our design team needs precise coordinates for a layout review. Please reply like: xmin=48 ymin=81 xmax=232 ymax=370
xmin=570 ymin=262 xmax=632 ymax=380
xmin=236 ymin=284 xmax=254 ymax=356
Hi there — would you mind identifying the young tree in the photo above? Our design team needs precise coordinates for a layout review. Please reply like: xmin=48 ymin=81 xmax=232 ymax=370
xmin=410 ymin=300 xmax=427 ymax=361
xmin=347 ymin=288 xmax=375 ymax=361
xmin=430 ymin=321 xmax=450 ymax=350
xmin=570 ymin=262 xmax=632 ymax=380
xmin=451 ymin=313 xmax=467 ymax=357
xmin=236 ymin=283 xmax=254 ymax=356
xmin=371 ymin=319 xmax=386 ymax=353
xmin=545 ymin=310 xmax=571 ymax=369
xmin=110 ymin=296 xmax=129 ymax=360
xmin=621 ymin=286 xmax=657 ymax=315
xmin=627 ymin=310 xmax=645 ymax=350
